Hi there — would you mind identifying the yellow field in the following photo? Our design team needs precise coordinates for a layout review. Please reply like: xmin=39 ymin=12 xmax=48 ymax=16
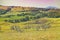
xmin=0 ymin=18 xmax=60 ymax=40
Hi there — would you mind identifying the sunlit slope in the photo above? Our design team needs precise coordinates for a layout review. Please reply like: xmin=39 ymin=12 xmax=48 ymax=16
xmin=0 ymin=18 xmax=60 ymax=31
xmin=0 ymin=18 xmax=60 ymax=40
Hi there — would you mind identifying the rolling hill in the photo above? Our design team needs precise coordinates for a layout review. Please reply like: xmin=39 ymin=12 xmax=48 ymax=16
xmin=0 ymin=5 xmax=60 ymax=40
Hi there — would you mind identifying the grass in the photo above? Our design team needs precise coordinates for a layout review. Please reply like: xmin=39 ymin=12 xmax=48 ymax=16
xmin=0 ymin=18 xmax=60 ymax=40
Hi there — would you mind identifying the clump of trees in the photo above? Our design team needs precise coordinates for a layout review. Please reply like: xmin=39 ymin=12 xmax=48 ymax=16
xmin=4 ymin=16 xmax=30 ymax=23
xmin=0 ymin=10 xmax=7 ymax=15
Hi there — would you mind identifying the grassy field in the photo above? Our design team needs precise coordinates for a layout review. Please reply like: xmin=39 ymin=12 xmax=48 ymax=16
xmin=0 ymin=6 xmax=60 ymax=40
xmin=0 ymin=18 xmax=60 ymax=40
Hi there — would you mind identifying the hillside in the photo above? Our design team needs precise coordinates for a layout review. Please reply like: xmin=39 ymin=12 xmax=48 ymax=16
xmin=0 ymin=6 xmax=60 ymax=23
xmin=0 ymin=6 xmax=60 ymax=40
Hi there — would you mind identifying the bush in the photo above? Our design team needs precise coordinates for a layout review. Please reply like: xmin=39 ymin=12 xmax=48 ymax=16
xmin=24 ymin=25 xmax=31 ymax=29
xmin=41 ymin=23 xmax=51 ymax=30
xmin=11 ymin=26 xmax=23 ymax=32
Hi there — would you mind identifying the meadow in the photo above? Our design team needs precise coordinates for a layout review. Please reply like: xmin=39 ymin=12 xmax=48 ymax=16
xmin=0 ymin=18 xmax=60 ymax=40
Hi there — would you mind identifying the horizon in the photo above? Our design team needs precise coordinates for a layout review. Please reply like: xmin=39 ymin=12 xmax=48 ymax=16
xmin=0 ymin=5 xmax=59 ymax=9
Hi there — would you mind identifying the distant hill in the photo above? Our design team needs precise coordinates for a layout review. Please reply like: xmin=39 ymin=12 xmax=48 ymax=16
xmin=0 ymin=5 xmax=60 ymax=11
xmin=0 ymin=6 xmax=37 ymax=11
xmin=46 ymin=6 xmax=57 ymax=9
